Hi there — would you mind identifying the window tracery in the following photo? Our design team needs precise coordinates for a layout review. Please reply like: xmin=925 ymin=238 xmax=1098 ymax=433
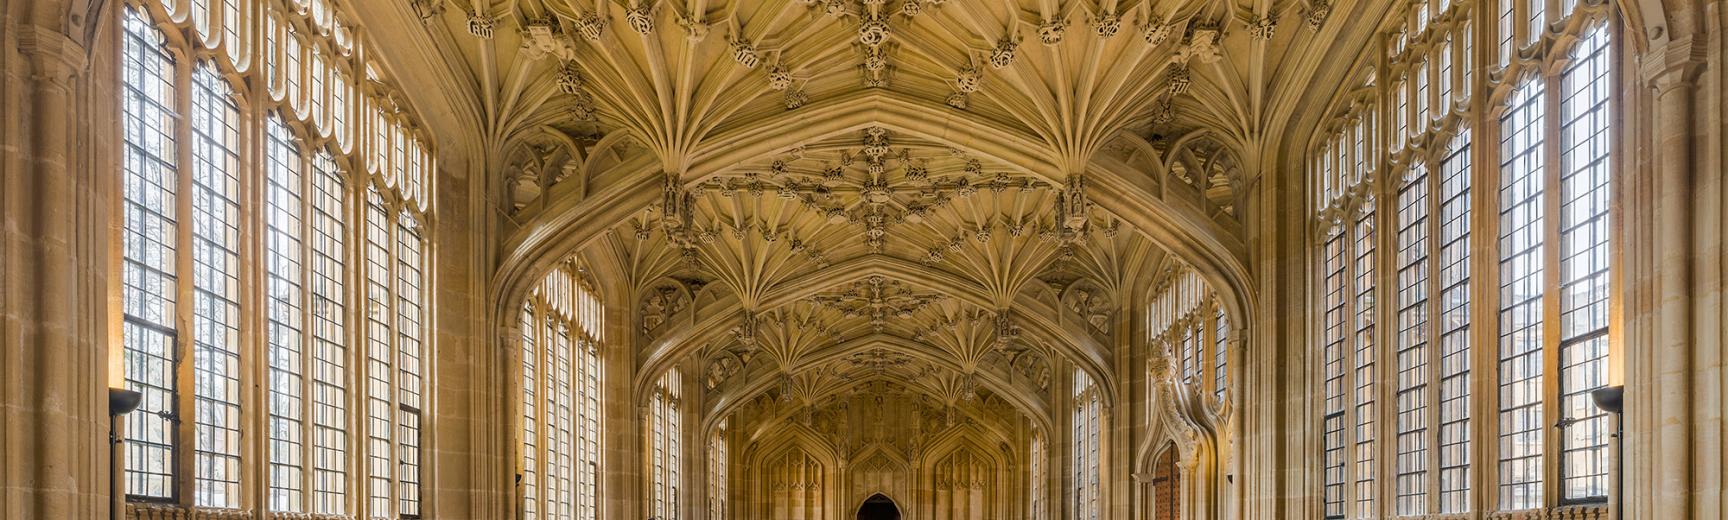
xmin=1308 ymin=0 xmax=1616 ymax=516
xmin=116 ymin=0 xmax=435 ymax=516
xmin=1072 ymin=369 xmax=1102 ymax=520
xmin=519 ymin=265 xmax=603 ymax=520
xmin=650 ymin=368 xmax=685 ymax=520
xmin=1145 ymin=266 xmax=1231 ymax=402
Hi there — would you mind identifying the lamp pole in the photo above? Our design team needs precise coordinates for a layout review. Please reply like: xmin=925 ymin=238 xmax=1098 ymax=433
xmin=108 ymin=387 xmax=142 ymax=520
xmin=1590 ymin=385 xmax=1625 ymax=520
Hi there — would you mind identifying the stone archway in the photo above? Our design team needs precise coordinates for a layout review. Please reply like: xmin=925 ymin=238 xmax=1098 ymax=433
xmin=1151 ymin=447 xmax=1181 ymax=520
xmin=856 ymin=493 xmax=901 ymax=520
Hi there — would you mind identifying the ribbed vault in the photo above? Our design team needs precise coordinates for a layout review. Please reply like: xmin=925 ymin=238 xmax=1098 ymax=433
xmin=402 ymin=0 xmax=1362 ymax=511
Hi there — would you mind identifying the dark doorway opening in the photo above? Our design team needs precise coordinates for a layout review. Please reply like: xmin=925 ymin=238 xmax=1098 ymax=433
xmin=856 ymin=493 xmax=900 ymax=520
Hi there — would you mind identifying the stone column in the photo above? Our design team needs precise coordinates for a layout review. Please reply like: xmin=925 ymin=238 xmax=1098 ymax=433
xmin=3 ymin=23 xmax=109 ymax=520
xmin=1643 ymin=37 xmax=1706 ymax=520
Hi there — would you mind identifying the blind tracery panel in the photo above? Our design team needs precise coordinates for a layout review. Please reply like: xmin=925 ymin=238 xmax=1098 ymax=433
xmin=520 ymin=268 xmax=602 ymax=520
xmin=115 ymin=1 xmax=436 ymax=517
xmin=1308 ymin=0 xmax=1615 ymax=516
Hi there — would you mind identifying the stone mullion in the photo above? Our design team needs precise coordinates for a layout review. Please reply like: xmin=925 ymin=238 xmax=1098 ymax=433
xmin=1469 ymin=0 xmax=1506 ymax=512
xmin=1538 ymin=59 xmax=1566 ymax=513
xmin=1423 ymin=141 xmax=1448 ymax=517
xmin=169 ymin=42 xmax=199 ymax=510
xmin=380 ymin=206 xmax=403 ymax=520
xmin=681 ymin=358 xmax=698 ymax=520
xmin=296 ymin=139 xmax=318 ymax=516
xmin=1374 ymin=142 xmax=1399 ymax=520
xmin=344 ymin=159 xmax=368 ymax=518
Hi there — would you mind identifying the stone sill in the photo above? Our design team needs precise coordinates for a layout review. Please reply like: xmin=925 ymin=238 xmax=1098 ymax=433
xmin=126 ymin=504 xmax=359 ymax=520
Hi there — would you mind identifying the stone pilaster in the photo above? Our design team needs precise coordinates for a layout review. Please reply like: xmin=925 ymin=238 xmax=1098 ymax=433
xmin=3 ymin=21 xmax=110 ymax=520
xmin=1634 ymin=36 xmax=1708 ymax=520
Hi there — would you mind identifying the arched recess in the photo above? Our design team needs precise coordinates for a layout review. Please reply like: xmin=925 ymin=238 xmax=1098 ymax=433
xmin=1135 ymin=357 xmax=1223 ymax=520
xmin=490 ymin=92 xmax=1257 ymax=365
xmin=744 ymin=423 xmax=844 ymax=520
xmin=847 ymin=446 xmax=912 ymax=515
xmin=856 ymin=493 xmax=903 ymax=520
xmin=1146 ymin=444 xmax=1182 ymax=520
xmin=915 ymin=424 xmax=1013 ymax=520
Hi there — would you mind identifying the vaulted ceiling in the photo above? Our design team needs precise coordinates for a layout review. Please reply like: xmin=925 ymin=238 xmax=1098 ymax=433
xmin=364 ymin=0 xmax=1394 ymax=430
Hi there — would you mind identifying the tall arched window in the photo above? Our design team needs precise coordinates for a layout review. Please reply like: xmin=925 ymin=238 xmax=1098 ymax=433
xmin=1029 ymin=431 xmax=1048 ymax=520
xmin=1071 ymin=370 xmax=1101 ymax=520
xmin=519 ymin=265 xmax=603 ymax=519
xmin=116 ymin=2 xmax=435 ymax=517
xmin=650 ymin=368 xmax=685 ymax=519
xmin=707 ymin=420 xmax=729 ymax=520
xmin=1309 ymin=1 xmax=1616 ymax=517
xmin=1145 ymin=266 xmax=1231 ymax=402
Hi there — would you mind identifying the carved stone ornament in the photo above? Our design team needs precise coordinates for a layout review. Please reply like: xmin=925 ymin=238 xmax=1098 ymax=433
xmin=1057 ymin=174 xmax=1090 ymax=237
xmin=1248 ymin=13 xmax=1278 ymax=40
xmin=1093 ymin=12 xmax=1122 ymax=38
xmin=900 ymin=0 xmax=923 ymax=17
xmin=1064 ymin=283 xmax=1115 ymax=332
xmin=858 ymin=14 xmax=892 ymax=46
xmin=1038 ymin=19 xmax=1067 ymax=45
xmin=640 ymin=283 xmax=691 ymax=335
xmin=784 ymin=87 xmax=809 ymax=109
xmin=626 ymin=3 xmax=656 ymax=34
xmin=1143 ymin=19 xmax=1175 ymax=45
xmin=767 ymin=65 xmax=793 ymax=90
xmin=706 ymin=354 xmax=743 ymax=389
xmin=731 ymin=37 xmax=761 ymax=68
xmin=988 ymin=36 xmax=1018 ymax=68
xmin=809 ymin=275 xmax=944 ymax=332
xmin=1167 ymin=62 xmax=1192 ymax=96
xmin=946 ymin=92 xmax=970 ymax=109
xmin=1155 ymin=376 xmax=1204 ymax=466
xmin=409 ymin=0 xmax=445 ymax=23
xmin=735 ymin=311 xmax=760 ymax=347
xmin=953 ymin=65 xmax=983 ymax=93
xmin=660 ymin=172 xmax=695 ymax=241
xmin=522 ymin=20 xmax=577 ymax=62
xmin=1305 ymin=0 xmax=1333 ymax=30
xmin=679 ymin=16 xmax=709 ymax=41
xmin=556 ymin=64 xmax=584 ymax=94
xmin=575 ymin=12 xmax=608 ymax=40
xmin=510 ymin=168 xmax=543 ymax=211
xmin=467 ymin=12 xmax=496 ymax=38
xmin=1183 ymin=27 xmax=1223 ymax=63
xmin=821 ymin=0 xmax=851 ymax=18
xmin=848 ymin=349 xmax=912 ymax=374
xmin=992 ymin=311 xmax=1021 ymax=347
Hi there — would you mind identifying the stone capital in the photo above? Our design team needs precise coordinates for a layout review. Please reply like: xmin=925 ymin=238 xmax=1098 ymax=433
xmin=16 ymin=25 xmax=88 ymax=91
xmin=1640 ymin=37 xmax=1706 ymax=96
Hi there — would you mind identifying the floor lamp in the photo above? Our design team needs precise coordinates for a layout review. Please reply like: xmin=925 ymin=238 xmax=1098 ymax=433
xmin=1590 ymin=385 xmax=1624 ymax=520
xmin=109 ymin=388 xmax=142 ymax=520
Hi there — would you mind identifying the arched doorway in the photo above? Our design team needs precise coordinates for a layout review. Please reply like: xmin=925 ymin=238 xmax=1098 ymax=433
xmin=857 ymin=493 xmax=901 ymax=520
xmin=1151 ymin=447 xmax=1181 ymax=520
